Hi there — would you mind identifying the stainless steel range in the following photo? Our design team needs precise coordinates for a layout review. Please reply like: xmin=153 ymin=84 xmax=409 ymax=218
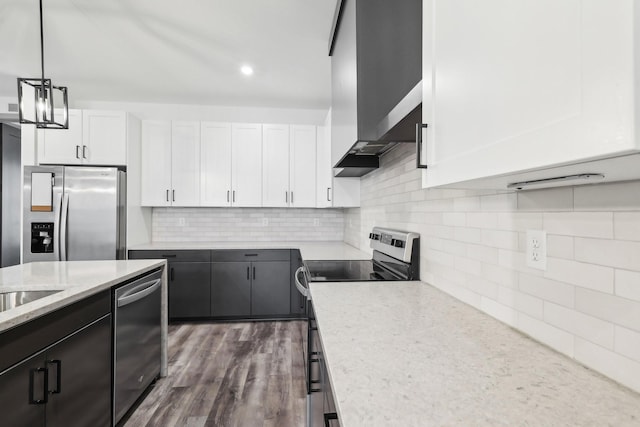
xmin=295 ymin=227 xmax=420 ymax=427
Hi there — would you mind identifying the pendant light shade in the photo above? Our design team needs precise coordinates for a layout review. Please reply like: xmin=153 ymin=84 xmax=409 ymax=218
xmin=17 ymin=0 xmax=69 ymax=129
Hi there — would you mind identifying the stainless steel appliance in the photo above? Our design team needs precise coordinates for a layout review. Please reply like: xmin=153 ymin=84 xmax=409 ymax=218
xmin=23 ymin=166 xmax=126 ymax=262
xmin=295 ymin=227 xmax=420 ymax=427
xmin=1 ymin=124 xmax=21 ymax=267
xmin=113 ymin=268 xmax=162 ymax=425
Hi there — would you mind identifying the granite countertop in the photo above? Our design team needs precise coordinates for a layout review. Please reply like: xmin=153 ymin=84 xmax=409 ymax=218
xmin=128 ymin=240 xmax=371 ymax=261
xmin=0 ymin=260 xmax=166 ymax=333
xmin=309 ymin=281 xmax=640 ymax=426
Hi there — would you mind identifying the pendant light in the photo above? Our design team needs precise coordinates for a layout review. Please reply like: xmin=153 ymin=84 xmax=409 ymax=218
xmin=17 ymin=0 xmax=69 ymax=129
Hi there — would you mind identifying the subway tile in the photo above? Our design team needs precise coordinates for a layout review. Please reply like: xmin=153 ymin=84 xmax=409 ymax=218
xmin=545 ymin=257 xmax=614 ymax=294
xmin=543 ymin=302 xmax=614 ymax=349
xmin=480 ymin=297 xmax=518 ymax=327
xmin=615 ymin=326 xmax=640 ymax=363
xmin=468 ymin=278 xmax=499 ymax=299
xmin=496 ymin=212 xmax=543 ymax=231
xmin=543 ymin=212 xmax=613 ymax=238
xmin=482 ymin=263 xmax=519 ymax=288
xmin=497 ymin=286 xmax=544 ymax=319
xmin=517 ymin=313 xmax=574 ymax=358
xmin=454 ymin=256 xmax=482 ymax=276
xmin=614 ymin=212 xmax=640 ymax=241
xmin=442 ymin=212 xmax=466 ymax=227
xmin=574 ymin=180 xmax=640 ymax=211
xmin=480 ymin=193 xmax=518 ymax=211
xmin=453 ymin=196 xmax=481 ymax=212
xmin=615 ymin=269 xmax=640 ymax=302
xmin=466 ymin=243 xmax=499 ymax=264
xmin=466 ymin=212 xmax=498 ymax=229
xmin=546 ymin=235 xmax=574 ymax=259
xmin=574 ymin=337 xmax=640 ymax=393
xmin=481 ymin=229 xmax=519 ymax=250
xmin=518 ymin=273 xmax=575 ymax=308
xmin=575 ymin=288 xmax=640 ymax=333
xmin=517 ymin=187 xmax=573 ymax=211
xmin=574 ymin=237 xmax=640 ymax=271
xmin=453 ymin=227 xmax=482 ymax=244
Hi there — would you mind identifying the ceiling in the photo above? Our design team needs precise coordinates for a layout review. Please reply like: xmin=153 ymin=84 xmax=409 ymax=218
xmin=0 ymin=0 xmax=337 ymax=109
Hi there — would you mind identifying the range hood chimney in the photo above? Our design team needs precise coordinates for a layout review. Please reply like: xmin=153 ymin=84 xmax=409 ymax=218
xmin=330 ymin=0 xmax=422 ymax=178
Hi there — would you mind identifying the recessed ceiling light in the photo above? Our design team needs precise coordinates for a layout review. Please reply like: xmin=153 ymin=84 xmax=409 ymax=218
xmin=240 ymin=65 xmax=254 ymax=76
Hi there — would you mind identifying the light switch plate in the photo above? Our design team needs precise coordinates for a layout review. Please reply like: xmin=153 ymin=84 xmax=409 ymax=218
xmin=526 ymin=230 xmax=547 ymax=270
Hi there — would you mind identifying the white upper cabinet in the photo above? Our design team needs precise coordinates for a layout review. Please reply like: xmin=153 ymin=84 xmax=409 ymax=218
xmin=422 ymin=0 xmax=637 ymax=189
xmin=262 ymin=124 xmax=290 ymax=207
xmin=141 ymin=120 xmax=172 ymax=206
xmin=38 ymin=109 xmax=83 ymax=165
xmin=82 ymin=110 xmax=127 ymax=165
xmin=39 ymin=109 xmax=127 ymax=166
xmin=171 ymin=121 xmax=201 ymax=206
xmin=289 ymin=125 xmax=317 ymax=207
xmin=231 ymin=123 xmax=263 ymax=207
xmin=201 ymin=122 xmax=232 ymax=207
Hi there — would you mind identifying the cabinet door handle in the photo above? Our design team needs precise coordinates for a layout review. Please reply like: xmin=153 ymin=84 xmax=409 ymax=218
xmin=253 ymin=266 xmax=256 ymax=280
xmin=170 ymin=267 xmax=175 ymax=281
xmin=166 ymin=189 xmax=169 ymax=202
xmin=47 ymin=360 xmax=62 ymax=394
xmin=416 ymin=123 xmax=429 ymax=169
xmin=291 ymin=191 xmax=294 ymax=204
xmin=326 ymin=187 xmax=331 ymax=202
xmin=75 ymin=145 xmax=80 ymax=159
xmin=82 ymin=145 xmax=88 ymax=159
xmin=227 ymin=190 xmax=230 ymax=203
xmin=324 ymin=413 xmax=338 ymax=427
xmin=172 ymin=189 xmax=175 ymax=202
xmin=161 ymin=254 xmax=177 ymax=258
xmin=29 ymin=367 xmax=48 ymax=404
xmin=232 ymin=190 xmax=236 ymax=203
xmin=246 ymin=266 xmax=250 ymax=280
xmin=286 ymin=191 xmax=288 ymax=203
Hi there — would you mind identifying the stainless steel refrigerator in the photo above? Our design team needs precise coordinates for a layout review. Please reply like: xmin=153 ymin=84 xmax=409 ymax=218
xmin=23 ymin=166 xmax=126 ymax=262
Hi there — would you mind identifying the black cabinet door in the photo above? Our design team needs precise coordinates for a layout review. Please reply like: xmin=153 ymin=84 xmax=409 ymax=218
xmin=251 ymin=261 xmax=291 ymax=316
xmin=0 ymin=350 xmax=46 ymax=427
xmin=46 ymin=315 xmax=111 ymax=427
xmin=211 ymin=262 xmax=251 ymax=317
xmin=169 ymin=262 xmax=212 ymax=319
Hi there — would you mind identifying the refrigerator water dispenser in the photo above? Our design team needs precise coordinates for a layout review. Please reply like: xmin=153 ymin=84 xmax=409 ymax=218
xmin=31 ymin=222 xmax=54 ymax=253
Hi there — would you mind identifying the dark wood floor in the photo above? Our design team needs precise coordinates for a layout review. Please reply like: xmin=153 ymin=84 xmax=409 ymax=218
xmin=123 ymin=321 xmax=307 ymax=427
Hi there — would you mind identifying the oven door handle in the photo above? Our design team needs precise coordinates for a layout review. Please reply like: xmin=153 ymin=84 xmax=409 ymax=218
xmin=294 ymin=266 xmax=310 ymax=300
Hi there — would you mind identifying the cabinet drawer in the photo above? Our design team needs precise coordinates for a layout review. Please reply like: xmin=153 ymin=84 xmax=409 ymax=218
xmin=0 ymin=290 xmax=110 ymax=373
xmin=211 ymin=249 xmax=291 ymax=262
xmin=128 ymin=250 xmax=211 ymax=262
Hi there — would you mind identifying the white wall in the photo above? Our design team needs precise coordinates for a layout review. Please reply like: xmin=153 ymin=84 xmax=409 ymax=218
xmin=152 ymin=207 xmax=344 ymax=242
xmin=347 ymin=143 xmax=640 ymax=393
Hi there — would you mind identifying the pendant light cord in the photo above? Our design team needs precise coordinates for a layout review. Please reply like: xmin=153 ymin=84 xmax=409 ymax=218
xmin=39 ymin=0 xmax=46 ymax=117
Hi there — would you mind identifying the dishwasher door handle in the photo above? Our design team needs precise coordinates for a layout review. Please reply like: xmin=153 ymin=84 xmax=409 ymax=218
xmin=117 ymin=279 xmax=161 ymax=307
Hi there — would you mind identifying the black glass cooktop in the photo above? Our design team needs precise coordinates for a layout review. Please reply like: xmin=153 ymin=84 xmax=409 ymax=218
xmin=304 ymin=260 xmax=402 ymax=282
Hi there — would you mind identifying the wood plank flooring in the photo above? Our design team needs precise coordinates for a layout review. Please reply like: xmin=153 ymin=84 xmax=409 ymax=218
xmin=123 ymin=321 xmax=307 ymax=427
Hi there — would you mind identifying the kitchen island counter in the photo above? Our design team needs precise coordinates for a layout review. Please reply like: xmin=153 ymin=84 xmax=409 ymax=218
xmin=309 ymin=280 xmax=640 ymax=426
xmin=129 ymin=240 xmax=370 ymax=261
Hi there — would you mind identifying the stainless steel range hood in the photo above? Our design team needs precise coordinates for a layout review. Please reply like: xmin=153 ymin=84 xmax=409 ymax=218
xmin=330 ymin=0 xmax=422 ymax=178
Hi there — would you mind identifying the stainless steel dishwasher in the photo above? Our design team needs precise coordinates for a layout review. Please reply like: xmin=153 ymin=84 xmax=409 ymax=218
xmin=113 ymin=268 xmax=162 ymax=424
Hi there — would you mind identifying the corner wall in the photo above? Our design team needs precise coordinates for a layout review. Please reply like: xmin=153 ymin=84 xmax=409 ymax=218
xmin=347 ymin=143 xmax=640 ymax=393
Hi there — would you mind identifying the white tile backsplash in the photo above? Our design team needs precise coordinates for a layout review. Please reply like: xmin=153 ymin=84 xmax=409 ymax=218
xmin=152 ymin=207 xmax=344 ymax=242
xmin=348 ymin=143 xmax=640 ymax=392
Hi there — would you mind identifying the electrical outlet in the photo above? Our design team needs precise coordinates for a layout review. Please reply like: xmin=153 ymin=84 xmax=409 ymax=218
xmin=262 ymin=218 xmax=269 ymax=226
xmin=526 ymin=230 xmax=547 ymax=270
xmin=178 ymin=217 xmax=186 ymax=226
xmin=313 ymin=218 xmax=319 ymax=227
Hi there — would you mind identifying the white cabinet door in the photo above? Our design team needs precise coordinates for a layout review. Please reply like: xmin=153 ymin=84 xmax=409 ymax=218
xmin=231 ymin=123 xmax=262 ymax=207
xmin=290 ymin=125 xmax=316 ymax=207
xmin=316 ymin=125 xmax=333 ymax=208
xmin=262 ymin=124 xmax=290 ymax=207
xmin=171 ymin=121 xmax=201 ymax=206
xmin=141 ymin=120 xmax=172 ymax=206
xmin=422 ymin=0 xmax=635 ymax=189
xmin=201 ymin=122 xmax=232 ymax=206
xmin=82 ymin=110 xmax=127 ymax=165
xmin=38 ymin=109 xmax=83 ymax=165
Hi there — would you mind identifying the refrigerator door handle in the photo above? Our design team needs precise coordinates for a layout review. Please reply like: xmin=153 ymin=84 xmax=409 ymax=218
xmin=53 ymin=192 xmax=63 ymax=261
xmin=60 ymin=192 xmax=69 ymax=261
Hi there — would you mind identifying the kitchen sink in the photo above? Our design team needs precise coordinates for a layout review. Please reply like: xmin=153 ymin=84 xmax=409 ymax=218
xmin=0 ymin=290 xmax=62 ymax=313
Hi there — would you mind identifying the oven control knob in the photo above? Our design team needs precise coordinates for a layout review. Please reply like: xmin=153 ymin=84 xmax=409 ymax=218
xmin=369 ymin=233 xmax=380 ymax=240
xmin=391 ymin=239 xmax=405 ymax=248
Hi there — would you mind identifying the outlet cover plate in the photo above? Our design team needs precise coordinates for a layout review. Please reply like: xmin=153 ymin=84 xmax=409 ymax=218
xmin=526 ymin=230 xmax=547 ymax=270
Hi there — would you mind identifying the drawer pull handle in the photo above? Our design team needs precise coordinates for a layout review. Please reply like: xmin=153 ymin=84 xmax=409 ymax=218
xmin=244 ymin=253 xmax=258 ymax=257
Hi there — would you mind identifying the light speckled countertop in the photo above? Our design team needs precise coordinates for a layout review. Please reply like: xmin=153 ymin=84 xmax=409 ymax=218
xmin=310 ymin=281 xmax=640 ymax=427
xmin=129 ymin=240 xmax=371 ymax=261
xmin=0 ymin=260 xmax=166 ymax=333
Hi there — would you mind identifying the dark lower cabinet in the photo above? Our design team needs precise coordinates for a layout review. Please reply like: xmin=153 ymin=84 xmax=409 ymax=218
xmin=0 ymin=314 xmax=111 ymax=427
xmin=251 ymin=261 xmax=291 ymax=316
xmin=211 ymin=261 xmax=251 ymax=317
xmin=169 ymin=262 xmax=211 ymax=318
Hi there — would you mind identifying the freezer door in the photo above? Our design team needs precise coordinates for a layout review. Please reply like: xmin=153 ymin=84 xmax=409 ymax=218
xmin=63 ymin=167 xmax=124 ymax=260
xmin=23 ymin=165 xmax=64 ymax=263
